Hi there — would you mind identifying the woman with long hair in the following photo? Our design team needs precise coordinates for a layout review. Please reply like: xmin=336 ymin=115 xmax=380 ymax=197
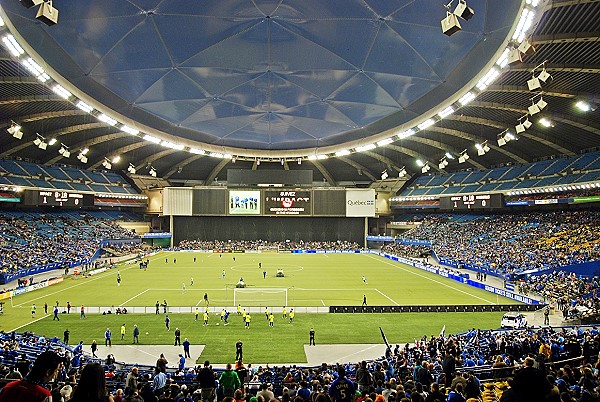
xmin=68 ymin=363 xmax=114 ymax=402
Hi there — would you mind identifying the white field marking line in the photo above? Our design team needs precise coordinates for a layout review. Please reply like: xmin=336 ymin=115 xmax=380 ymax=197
xmin=321 ymin=300 xmax=326 ymax=306
xmin=294 ymin=288 xmax=370 ymax=291
xmin=375 ymin=288 xmax=399 ymax=306
xmin=337 ymin=344 xmax=381 ymax=361
xmin=125 ymin=345 xmax=162 ymax=358
xmin=366 ymin=255 xmax=495 ymax=305
xmin=10 ymin=314 xmax=50 ymax=332
xmin=13 ymin=252 xmax=172 ymax=307
xmin=119 ymin=289 xmax=150 ymax=306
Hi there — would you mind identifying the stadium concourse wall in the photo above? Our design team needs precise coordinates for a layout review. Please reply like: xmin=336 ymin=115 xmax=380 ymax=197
xmin=171 ymin=216 xmax=365 ymax=244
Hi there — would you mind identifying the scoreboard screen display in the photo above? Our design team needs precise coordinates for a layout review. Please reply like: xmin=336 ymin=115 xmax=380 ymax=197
xmin=440 ymin=193 xmax=503 ymax=210
xmin=264 ymin=190 xmax=311 ymax=215
xmin=25 ymin=190 xmax=94 ymax=207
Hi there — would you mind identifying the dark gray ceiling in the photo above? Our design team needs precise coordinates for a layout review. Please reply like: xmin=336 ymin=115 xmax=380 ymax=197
xmin=0 ymin=0 xmax=598 ymax=186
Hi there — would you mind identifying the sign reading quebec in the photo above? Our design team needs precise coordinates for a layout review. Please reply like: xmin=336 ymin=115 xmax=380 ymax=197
xmin=346 ymin=189 xmax=376 ymax=217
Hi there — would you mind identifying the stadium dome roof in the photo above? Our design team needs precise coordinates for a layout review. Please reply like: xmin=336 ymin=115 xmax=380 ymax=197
xmin=0 ymin=0 xmax=598 ymax=185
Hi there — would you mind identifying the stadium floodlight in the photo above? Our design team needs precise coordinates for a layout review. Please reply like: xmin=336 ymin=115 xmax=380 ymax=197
xmin=575 ymin=100 xmax=596 ymax=112
xmin=538 ymin=68 xmax=551 ymax=83
xmin=36 ymin=2 xmax=59 ymax=26
xmin=381 ymin=170 xmax=388 ymax=180
xmin=111 ymin=155 xmax=121 ymax=164
xmin=76 ymin=101 xmax=93 ymax=113
xmin=507 ymin=47 xmax=522 ymax=65
xmin=536 ymin=96 xmax=547 ymax=111
xmin=445 ymin=152 xmax=455 ymax=160
xmin=528 ymin=100 xmax=541 ymax=115
xmin=515 ymin=122 xmax=525 ymax=133
xmin=454 ymin=0 xmax=474 ymax=20
xmin=539 ymin=117 xmax=554 ymax=127
xmin=58 ymin=144 xmax=70 ymax=158
xmin=416 ymin=159 xmax=425 ymax=167
xmin=398 ymin=167 xmax=407 ymax=178
xmin=297 ymin=158 xmax=302 ymax=165
xmin=527 ymin=76 xmax=541 ymax=91
xmin=518 ymin=39 xmax=535 ymax=55
xmin=441 ymin=10 xmax=461 ymax=36
xmin=76 ymin=152 xmax=87 ymax=163
xmin=438 ymin=158 xmax=448 ymax=169
xmin=102 ymin=158 xmax=112 ymax=170
xmin=335 ymin=150 xmax=350 ymax=157
xmin=476 ymin=142 xmax=490 ymax=156
xmin=127 ymin=163 xmax=136 ymax=174
xmin=377 ymin=138 xmax=394 ymax=146
xmin=458 ymin=150 xmax=469 ymax=163
xmin=34 ymin=133 xmax=47 ymax=150
xmin=421 ymin=163 xmax=431 ymax=174
xmin=7 ymin=121 xmax=23 ymax=139
xmin=497 ymin=134 xmax=507 ymax=147
xmin=458 ymin=92 xmax=476 ymax=106
xmin=523 ymin=117 xmax=532 ymax=129
xmin=47 ymin=137 xmax=57 ymax=146
xmin=149 ymin=167 xmax=157 ymax=177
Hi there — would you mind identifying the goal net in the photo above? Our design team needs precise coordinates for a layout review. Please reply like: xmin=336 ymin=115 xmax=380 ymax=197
xmin=234 ymin=288 xmax=288 ymax=307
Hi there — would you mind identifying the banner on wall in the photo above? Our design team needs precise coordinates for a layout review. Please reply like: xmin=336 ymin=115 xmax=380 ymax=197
xmin=346 ymin=189 xmax=376 ymax=217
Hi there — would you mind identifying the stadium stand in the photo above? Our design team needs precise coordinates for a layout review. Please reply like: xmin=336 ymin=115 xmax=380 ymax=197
xmin=401 ymin=152 xmax=600 ymax=197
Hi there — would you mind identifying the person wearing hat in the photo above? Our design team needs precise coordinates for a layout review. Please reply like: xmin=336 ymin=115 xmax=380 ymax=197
xmin=329 ymin=365 xmax=355 ymax=402
xmin=0 ymin=350 xmax=63 ymax=402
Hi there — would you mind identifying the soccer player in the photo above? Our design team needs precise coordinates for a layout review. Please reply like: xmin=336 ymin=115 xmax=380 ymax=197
xmin=155 ymin=301 xmax=160 ymax=314
xmin=362 ymin=276 xmax=367 ymax=285
xmin=117 ymin=272 xmax=121 ymax=286
xmin=190 ymin=277 xmax=194 ymax=286
xmin=237 ymin=304 xmax=242 ymax=315
xmin=193 ymin=256 xmax=196 ymax=263
xmin=329 ymin=366 xmax=355 ymax=402
xmin=174 ymin=258 xmax=177 ymax=264
xmin=182 ymin=282 xmax=186 ymax=294
xmin=224 ymin=310 xmax=230 ymax=325
xmin=165 ymin=315 xmax=171 ymax=331
xmin=245 ymin=313 xmax=251 ymax=329
xmin=166 ymin=257 xmax=168 ymax=264
xmin=31 ymin=304 xmax=36 ymax=318
xmin=269 ymin=313 xmax=274 ymax=327
xmin=233 ymin=257 xmax=236 ymax=263
xmin=242 ymin=309 xmax=247 ymax=323
xmin=80 ymin=304 xmax=86 ymax=319
xmin=289 ymin=309 xmax=295 ymax=324
xmin=221 ymin=309 xmax=226 ymax=321
xmin=163 ymin=300 xmax=168 ymax=314
xmin=53 ymin=306 xmax=60 ymax=321
xmin=309 ymin=328 xmax=315 ymax=345
xmin=222 ymin=270 xmax=226 ymax=280
xmin=203 ymin=311 xmax=209 ymax=326
xmin=362 ymin=294 xmax=367 ymax=306
xmin=204 ymin=293 xmax=209 ymax=305
xmin=282 ymin=306 xmax=287 ymax=318
xmin=195 ymin=308 xmax=199 ymax=321
xmin=120 ymin=324 xmax=126 ymax=340
xmin=265 ymin=306 xmax=269 ymax=320
xmin=263 ymin=270 xmax=267 ymax=279
xmin=258 ymin=262 xmax=262 ymax=269
xmin=133 ymin=324 xmax=140 ymax=344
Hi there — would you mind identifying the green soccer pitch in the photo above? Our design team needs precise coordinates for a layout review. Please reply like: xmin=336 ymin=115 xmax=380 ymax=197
xmin=3 ymin=252 xmax=518 ymax=363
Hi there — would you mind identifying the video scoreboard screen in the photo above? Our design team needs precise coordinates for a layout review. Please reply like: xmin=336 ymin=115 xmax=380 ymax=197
xmin=440 ymin=193 xmax=503 ymax=210
xmin=228 ymin=190 xmax=261 ymax=215
xmin=24 ymin=190 xmax=94 ymax=207
xmin=264 ymin=190 xmax=311 ymax=215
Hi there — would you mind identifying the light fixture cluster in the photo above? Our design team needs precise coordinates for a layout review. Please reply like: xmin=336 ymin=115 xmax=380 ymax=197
xmin=475 ymin=141 xmax=490 ymax=156
xmin=7 ymin=121 xmax=22 ymax=139
xmin=497 ymin=130 xmax=516 ymax=147
xmin=97 ymin=193 xmax=147 ymax=200
xmin=0 ymin=0 xmax=543 ymax=174
xmin=458 ymin=150 xmax=470 ymax=164
xmin=20 ymin=0 xmax=59 ymax=26
xmin=381 ymin=170 xmax=389 ymax=180
xmin=148 ymin=165 xmax=157 ymax=177
xmin=391 ymin=196 xmax=437 ymax=202
xmin=441 ymin=0 xmax=475 ymax=36
xmin=507 ymin=182 xmax=600 ymax=196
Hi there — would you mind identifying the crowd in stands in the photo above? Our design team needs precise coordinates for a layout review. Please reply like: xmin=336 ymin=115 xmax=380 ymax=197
xmin=0 ymin=212 xmax=139 ymax=275
xmin=380 ymin=244 xmax=431 ymax=260
xmin=398 ymin=211 xmax=600 ymax=276
xmin=178 ymin=240 xmax=362 ymax=252
xmin=2 ymin=323 xmax=600 ymax=402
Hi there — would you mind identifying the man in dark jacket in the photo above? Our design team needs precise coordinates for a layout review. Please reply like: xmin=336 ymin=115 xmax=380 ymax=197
xmin=197 ymin=360 xmax=216 ymax=402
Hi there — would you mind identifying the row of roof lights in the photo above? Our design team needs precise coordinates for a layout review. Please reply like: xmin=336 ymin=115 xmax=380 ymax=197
xmin=507 ymin=182 xmax=600 ymax=196
xmin=0 ymin=2 xmax=544 ymax=168
xmin=97 ymin=193 xmax=148 ymax=200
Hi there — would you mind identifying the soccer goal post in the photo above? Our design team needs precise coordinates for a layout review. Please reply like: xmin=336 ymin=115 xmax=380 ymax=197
xmin=234 ymin=288 xmax=288 ymax=307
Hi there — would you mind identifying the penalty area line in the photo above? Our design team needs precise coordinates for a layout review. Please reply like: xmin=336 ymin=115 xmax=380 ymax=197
xmin=120 ymin=289 xmax=150 ymax=306
xmin=375 ymin=289 xmax=399 ymax=306
xmin=10 ymin=314 xmax=50 ymax=332
xmin=366 ymin=255 xmax=495 ymax=305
